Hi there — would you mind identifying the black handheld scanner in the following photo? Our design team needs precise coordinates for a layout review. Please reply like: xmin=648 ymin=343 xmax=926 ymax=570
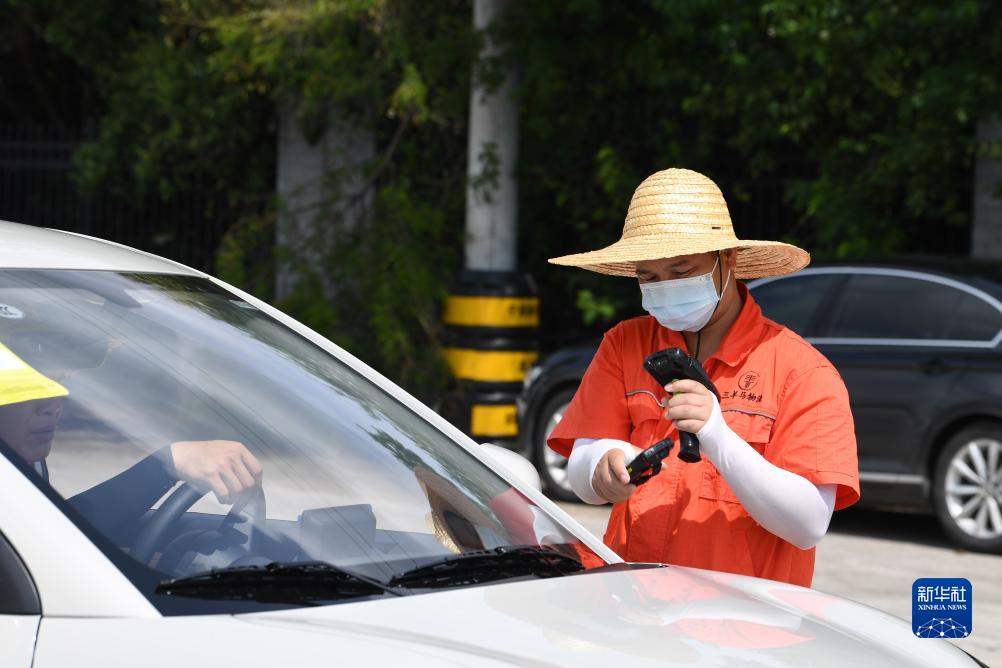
xmin=626 ymin=438 xmax=673 ymax=485
xmin=643 ymin=348 xmax=720 ymax=463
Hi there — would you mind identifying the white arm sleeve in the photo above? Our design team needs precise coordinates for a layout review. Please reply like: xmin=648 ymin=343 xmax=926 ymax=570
xmin=696 ymin=395 xmax=837 ymax=550
xmin=567 ymin=437 xmax=638 ymax=505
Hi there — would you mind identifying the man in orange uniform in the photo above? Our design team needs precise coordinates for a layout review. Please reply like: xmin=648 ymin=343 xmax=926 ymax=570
xmin=547 ymin=168 xmax=859 ymax=587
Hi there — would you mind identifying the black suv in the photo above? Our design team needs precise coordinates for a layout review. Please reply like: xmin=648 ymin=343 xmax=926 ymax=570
xmin=517 ymin=261 xmax=1002 ymax=553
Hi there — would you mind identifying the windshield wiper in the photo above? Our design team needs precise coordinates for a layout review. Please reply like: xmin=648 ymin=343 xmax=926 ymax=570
xmin=156 ymin=561 xmax=403 ymax=604
xmin=157 ymin=547 xmax=585 ymax=600
xmin=388 ymin=545 xmax=584 ymax=589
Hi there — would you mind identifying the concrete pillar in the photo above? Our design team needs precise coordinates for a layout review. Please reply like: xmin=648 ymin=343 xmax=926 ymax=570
xmin=464 ymin=0 xmax=519 ymax=272
xmin=276 ymin=103 xmax=375 ymax=299
xmin=971 ymin=119 xmax=1002 ymax=259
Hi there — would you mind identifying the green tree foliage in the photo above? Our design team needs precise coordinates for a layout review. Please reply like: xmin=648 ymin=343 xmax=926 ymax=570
xmin=12 ymin=0 xmax=1002 ymax=398
xmin=208 ymin=0 xmax=474 ymax=402
xmin=14 ymin=0 xmax=474 ymax=402
xmin=501 ymin=0 xmax=1002 ymax=339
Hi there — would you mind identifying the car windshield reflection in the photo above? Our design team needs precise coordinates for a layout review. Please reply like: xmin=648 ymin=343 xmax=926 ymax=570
xmin=0 ymin=269 xmax=602 ymax=611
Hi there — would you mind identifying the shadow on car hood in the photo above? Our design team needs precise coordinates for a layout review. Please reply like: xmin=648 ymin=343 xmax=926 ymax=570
xmin=238 ymin=564 xmax=974 ymax=667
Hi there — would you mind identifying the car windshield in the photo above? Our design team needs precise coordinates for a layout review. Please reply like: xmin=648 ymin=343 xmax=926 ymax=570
xmin=0 ymin=270 xmax=603 ymax=613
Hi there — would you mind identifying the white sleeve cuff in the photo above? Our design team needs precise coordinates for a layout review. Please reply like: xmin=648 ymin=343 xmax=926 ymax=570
xmin=567 ymin=438 xmax=637 ymax=505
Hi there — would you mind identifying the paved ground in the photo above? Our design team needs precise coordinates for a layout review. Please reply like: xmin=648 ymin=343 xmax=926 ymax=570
xmin=559 ymin=501 xmax=1001 ymax=666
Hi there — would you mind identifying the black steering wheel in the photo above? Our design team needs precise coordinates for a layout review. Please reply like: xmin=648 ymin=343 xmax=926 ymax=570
xmin=131 ymin=482 xmax=266 ymax=569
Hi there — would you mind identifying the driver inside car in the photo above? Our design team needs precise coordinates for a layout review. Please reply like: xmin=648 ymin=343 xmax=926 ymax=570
xmin=0 ymin=301 xmax=263 ymax=541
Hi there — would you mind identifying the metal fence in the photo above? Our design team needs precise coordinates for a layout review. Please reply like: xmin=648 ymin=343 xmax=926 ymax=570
xmin=0 ymin=125 xmax=230 ymax=272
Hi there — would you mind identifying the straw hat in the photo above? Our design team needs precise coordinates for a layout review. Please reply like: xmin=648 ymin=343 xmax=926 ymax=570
xmin=548 ymin=168 xmax=809 ymax=279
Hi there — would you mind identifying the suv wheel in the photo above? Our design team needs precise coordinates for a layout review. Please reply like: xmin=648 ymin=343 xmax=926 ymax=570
xmin=530 ymin=388 xmax=578 ymax=502
xmin=932 ymin=421 xmax=1002 ymax=553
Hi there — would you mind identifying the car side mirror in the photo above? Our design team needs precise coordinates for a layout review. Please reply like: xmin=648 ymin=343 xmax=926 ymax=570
xmin=479 ymin=443 xmax=542 ymax=492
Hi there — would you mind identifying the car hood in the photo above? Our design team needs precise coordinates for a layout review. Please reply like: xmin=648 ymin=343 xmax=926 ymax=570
xmin=237 ymin=564 xmax=974 ymax=667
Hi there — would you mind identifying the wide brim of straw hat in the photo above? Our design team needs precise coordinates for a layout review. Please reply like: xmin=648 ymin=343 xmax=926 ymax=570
xmin=549 ymin=237 xmax=810 ymax=279
xmin=548 ymin=168 xmax=810 ymax=279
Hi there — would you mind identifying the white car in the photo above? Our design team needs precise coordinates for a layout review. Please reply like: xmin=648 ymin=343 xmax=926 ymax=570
xmin=0 ymin=221 xmax=985 ymax=667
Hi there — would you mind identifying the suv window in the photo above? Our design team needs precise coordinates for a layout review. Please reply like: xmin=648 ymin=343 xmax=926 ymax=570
xmin=749 ymin=273 xmax=842 ymax=335
xmin=826 ymin=274 xmax=996 ymax=340
xmin=946 ymin=292 xmax=1002 ymax=341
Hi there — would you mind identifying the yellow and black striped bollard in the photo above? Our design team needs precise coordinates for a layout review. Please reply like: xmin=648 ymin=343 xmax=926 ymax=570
xmin=441 ymin=271 xmax=539 ymax=444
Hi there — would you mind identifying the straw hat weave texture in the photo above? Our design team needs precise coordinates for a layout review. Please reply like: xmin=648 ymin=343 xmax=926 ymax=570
xmin=548 ymin=168 xmax=809 ymax=279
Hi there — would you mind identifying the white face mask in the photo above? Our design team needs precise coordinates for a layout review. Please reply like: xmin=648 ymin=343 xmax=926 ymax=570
xmin=639 ymin=255 xmax=731 ymax=332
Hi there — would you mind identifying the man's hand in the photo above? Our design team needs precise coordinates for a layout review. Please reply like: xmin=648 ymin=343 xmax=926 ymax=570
xmin=591 ymin=448 xmax=638 ymax=503
xmin=662 ymin=379 xmax=715 ymax=433
xmin=169 ymin=440 xmax=263 ymax=506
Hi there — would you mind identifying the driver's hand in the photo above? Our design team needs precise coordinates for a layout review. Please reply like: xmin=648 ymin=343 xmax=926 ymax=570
xmin=591 ymin=448 xmax=637 ymax=504
xmin=169 ymin=440 xmax=263 ymax=506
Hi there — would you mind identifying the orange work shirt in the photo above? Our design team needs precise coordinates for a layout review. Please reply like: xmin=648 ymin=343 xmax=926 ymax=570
xmin=548 ymin=283 xmax=859 ymax=587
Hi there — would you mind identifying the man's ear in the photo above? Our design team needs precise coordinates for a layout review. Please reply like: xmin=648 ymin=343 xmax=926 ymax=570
xmin=721 ymin=248 xmax=738 ymax=271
